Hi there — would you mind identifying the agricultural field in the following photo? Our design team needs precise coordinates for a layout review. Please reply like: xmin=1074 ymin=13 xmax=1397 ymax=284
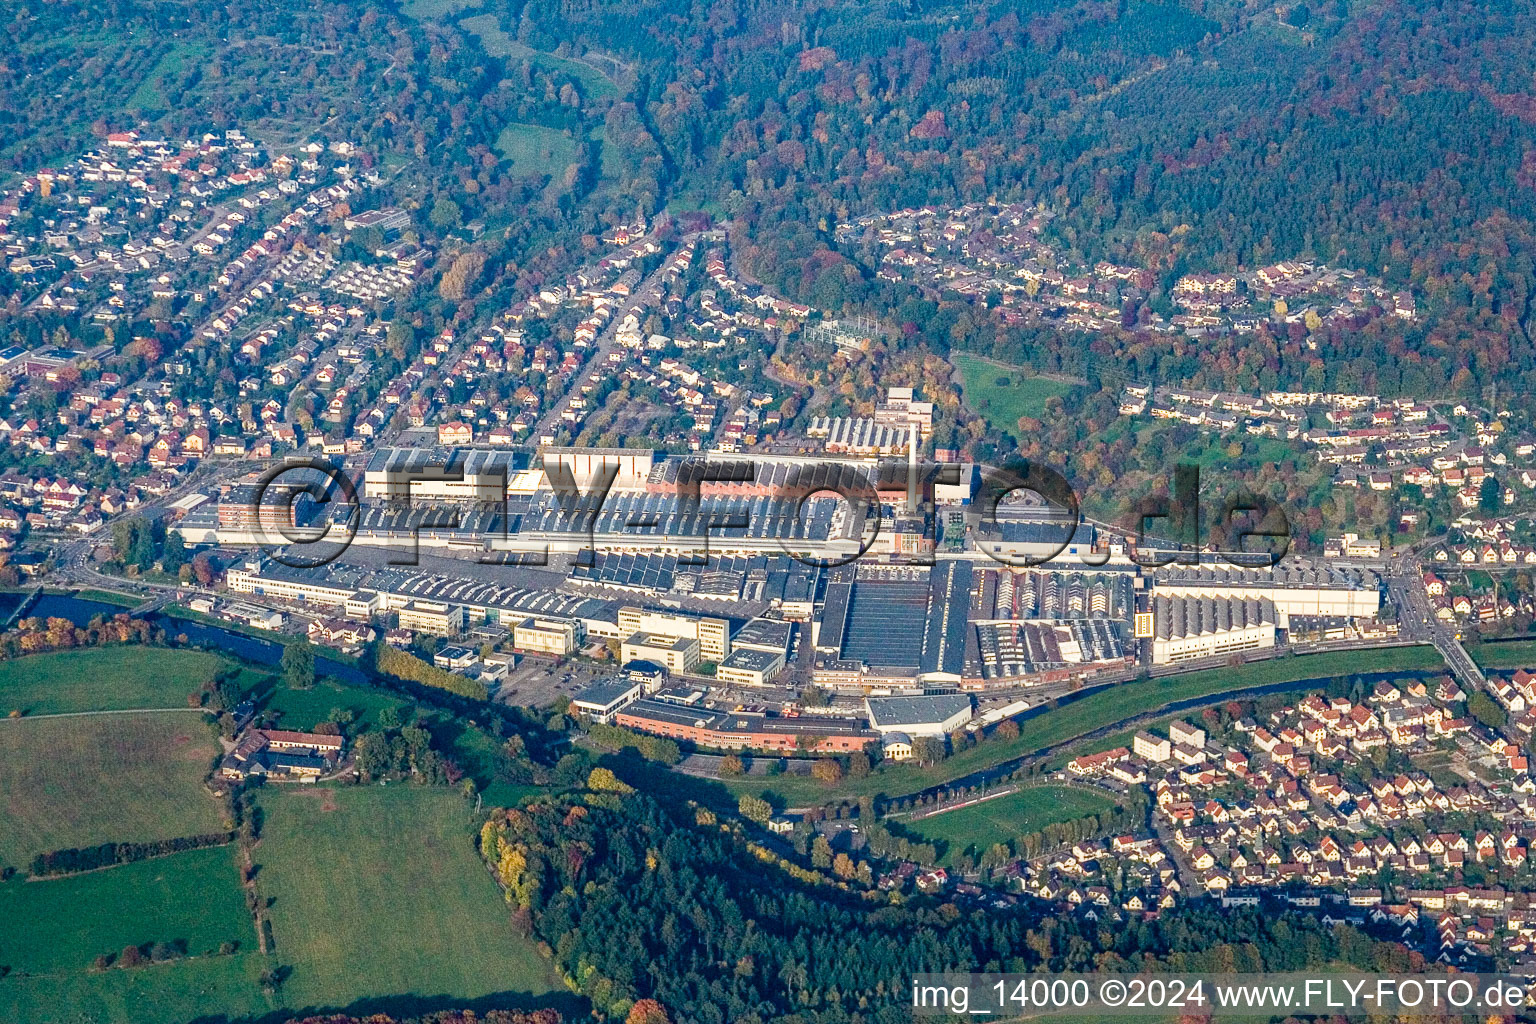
xmin=0 ymin=843 xmax=251 ymax=976
xmin=0 ymin=942 xmax=264 ymax=1024
xmin=255 ymin=786 xmax=561 ymax=1010
xmin=903 ymin=785 xmax=1117 ymax=865
xmin=0 ymin=711 xmax=226 ymax=870
xmin=952 ymin=352 xmax=1077 ymax=434
xmin=0 ymin=646 xmax=228 ymax=716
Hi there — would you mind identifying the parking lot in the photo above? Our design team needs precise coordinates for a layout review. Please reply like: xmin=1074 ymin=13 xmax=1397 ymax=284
xmin=496 ymin=656 xmax=613 ymax=709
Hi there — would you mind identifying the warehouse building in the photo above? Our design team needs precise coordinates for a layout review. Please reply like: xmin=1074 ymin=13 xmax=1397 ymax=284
xmin=363 ymin=446 xmax=529 ymax=501
xmin=864 ymin=693 xmax=974 ymax=738
xmin=731 ymin=617 xmax=793 ymax=656
xmin=971 ymin=508 xmax=1095 ymax=564
xmin=509 ymin=489 xmax=851 ymax=558
xmin=567 ymin=553 xmax=820 ymax=614
xmin=815 ymin=562 xmax=969 ymax=679
xmin=221 ymin=559 xmax=615 ymax=636
xmin=1149 ymin=561 xmax=1380 ymax=626
xmin=225 ymin=558 xmax=371 ymax=606
xmin=1151 ymin=594 xmax=1277 ymax=664
xmin=540 ymin=445 xmax=654 ymax=492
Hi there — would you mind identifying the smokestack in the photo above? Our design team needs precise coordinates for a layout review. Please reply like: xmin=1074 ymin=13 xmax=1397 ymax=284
xmin=906 ymin=423 xmax=919 ymax=513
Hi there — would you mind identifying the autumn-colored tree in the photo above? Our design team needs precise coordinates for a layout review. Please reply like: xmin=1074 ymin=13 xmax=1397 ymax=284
xmin=587 ymin=767 xmax=634 ymax=794
xmin=811 ymin=835 xmax=833 ymax=869
xmin=811 ymin=758 xmax=843 ymax=783
xmin=626 ymin=999 xmax=671 ymax=1024
xmin=737 ymin=794 xmax=772 ymax=825
xmin=440 ymin=249 xmax=487 ymax=301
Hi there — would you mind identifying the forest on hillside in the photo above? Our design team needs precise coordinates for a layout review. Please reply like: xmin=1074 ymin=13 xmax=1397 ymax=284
xmin=475 ymin=0 xmax=1536 ymax=407
xmin=480 ymin=785 xmax=1430 ymax=1024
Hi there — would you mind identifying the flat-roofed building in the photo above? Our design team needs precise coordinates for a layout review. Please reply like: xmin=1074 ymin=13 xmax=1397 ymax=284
xmin=513 ymin=616 xmax=581 ymax=656
xmin=618 ymin=605 xmax=729 ymax=662
xmin=972 ymin=509 xmax=1094 ymax=564
xmin=397 ymin=600 xmax=467 ymax=636
xmin=864 ymin=693 xmax=972 ymax=738
xmin=216 ymin=483 xmax=297 ymax=536
xmin=345 ymin=590 xmax=382 ymax=619
xmin=225 ymin=558 xmax=370 ymax=607
xmin=570 ymin=677 xmax=643 ymax=724
xmin=539 ymin=446 xmax=654 ymax=492
xmin=716 ymin=646 xmax=786 ymax=687
xmin=778 ymin=563 xmax=818 ymax=620
xmin=622 ymin=632 xmax=699 ymax=674
xmin=343 ymin=207 xmax=410 ymax=232
xmin=814 ymin=563 xmax=971 ymax=679
xmin=219 ymin=601 xmax=285 ymax=631
xmin=433 ymin=645 xmax=479 ymax=670
xmin=218 ymin=559 xmax=615 ymax=635
xmin=614 ymin=697 xmax=875 ymax=754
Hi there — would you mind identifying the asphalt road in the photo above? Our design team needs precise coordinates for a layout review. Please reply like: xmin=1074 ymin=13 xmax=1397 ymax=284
xmin=529 ymin=236 xmax=694 ymax=441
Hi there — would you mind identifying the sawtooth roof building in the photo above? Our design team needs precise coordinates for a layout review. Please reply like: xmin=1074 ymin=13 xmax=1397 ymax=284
xmin=1151 ymin=594 xmax=1277 ymax=665
xmin=1149 ymin=560 xmax=1380 ymax=626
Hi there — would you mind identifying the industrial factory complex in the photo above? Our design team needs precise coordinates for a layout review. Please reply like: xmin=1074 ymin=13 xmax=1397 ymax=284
xmin=179 ymin=443 xmax=1391 ymax=757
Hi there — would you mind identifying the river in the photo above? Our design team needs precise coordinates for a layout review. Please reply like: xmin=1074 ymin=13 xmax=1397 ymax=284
xmin=0 ymin=591 xmax=368 ymax=685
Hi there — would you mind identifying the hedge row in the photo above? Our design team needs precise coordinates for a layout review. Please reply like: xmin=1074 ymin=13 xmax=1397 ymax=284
xmin=30 ymin=831 xmax=236 ymax=877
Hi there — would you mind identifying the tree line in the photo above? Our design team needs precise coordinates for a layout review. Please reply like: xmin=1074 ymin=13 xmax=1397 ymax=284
xmin=28 ymin=830 xmax=237 ymax=878
xmin=373 ymin=642 xmax=489 ymax=701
